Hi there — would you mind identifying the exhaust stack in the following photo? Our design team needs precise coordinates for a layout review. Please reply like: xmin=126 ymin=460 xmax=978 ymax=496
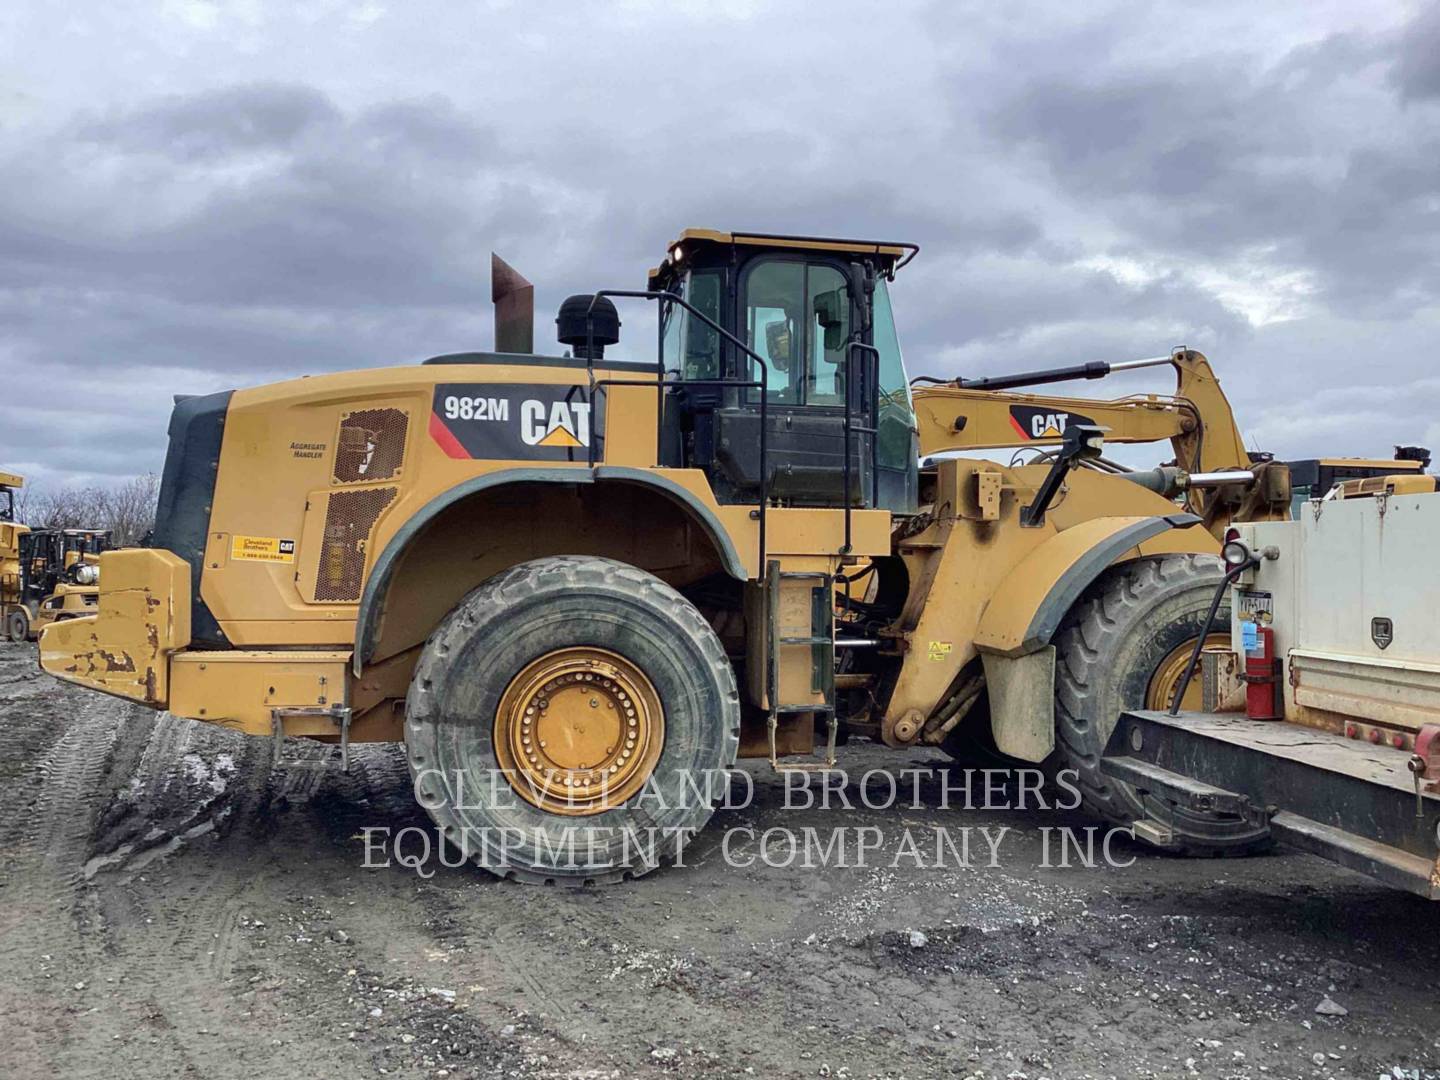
xmin=491 ymin=252 xmax=534 ymax=354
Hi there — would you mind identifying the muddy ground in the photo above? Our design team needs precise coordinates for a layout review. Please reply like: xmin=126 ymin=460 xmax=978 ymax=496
xmin=1 ymin=641 xmax=1436 ymax=1080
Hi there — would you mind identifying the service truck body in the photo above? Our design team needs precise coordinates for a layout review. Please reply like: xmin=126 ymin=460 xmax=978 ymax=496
xmin=1104 ymin=476 xmax=1440 ymax=898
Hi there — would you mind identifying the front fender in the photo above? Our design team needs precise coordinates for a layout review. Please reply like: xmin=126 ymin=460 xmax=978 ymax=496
xmin=975 ymin=513 xmax=1201 ymax=659
xmin=975 ymin=512 xmax=1201 ymax=762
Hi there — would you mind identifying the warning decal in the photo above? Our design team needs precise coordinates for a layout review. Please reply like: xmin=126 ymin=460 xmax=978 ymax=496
xmin=429 ymin=383 xmax=604 ymax=462
xmin=231 ymin=535 xmax=297 ymax=563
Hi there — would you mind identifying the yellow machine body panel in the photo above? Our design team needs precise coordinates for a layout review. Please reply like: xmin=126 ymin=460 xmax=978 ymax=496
xmin=39 ymin=548 xmax=191 ymax=705
xmin=170 ymin=650 xmax=353 ymax=736
xmin=880 ymin=459 xmax=1219 ymax=745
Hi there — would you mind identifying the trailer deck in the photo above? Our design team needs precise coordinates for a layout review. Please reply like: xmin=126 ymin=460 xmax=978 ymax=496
xmin=1104 ymin=710 xmax=1440 ymax=899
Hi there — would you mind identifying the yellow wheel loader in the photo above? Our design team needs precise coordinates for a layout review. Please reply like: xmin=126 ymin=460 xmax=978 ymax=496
xmin=40 ymin=232 xmax=1293 ymax=882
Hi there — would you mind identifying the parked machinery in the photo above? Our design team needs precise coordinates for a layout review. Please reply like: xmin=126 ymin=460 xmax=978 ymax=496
xmin=1 ymin=472 xmax=107 ymax=642
xmin=40 ymin=231 xmax=1297 ymax=881
xmin=1102 ymin=470 xmax=1440 ymax=898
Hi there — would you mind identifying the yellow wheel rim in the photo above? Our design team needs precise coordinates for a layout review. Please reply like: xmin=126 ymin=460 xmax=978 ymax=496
xmin=493 ymin=647 xmax=664 ymax=816
xmin=1146 ymin=633 xmax=1229 ymax=712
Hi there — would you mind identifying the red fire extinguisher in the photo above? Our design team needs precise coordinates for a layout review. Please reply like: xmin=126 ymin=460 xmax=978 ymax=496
xmin=1243 ymin=625 xmax=1284 ymax=720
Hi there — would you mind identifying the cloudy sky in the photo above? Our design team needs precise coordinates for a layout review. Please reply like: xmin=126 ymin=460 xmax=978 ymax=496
xmin=2 ymin=0 xmax=1438 ymax=491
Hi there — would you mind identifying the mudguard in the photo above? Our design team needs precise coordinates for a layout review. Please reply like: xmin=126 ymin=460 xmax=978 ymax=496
xmin=976 ymin=512 xmax=1201 ymax=761
xmin=352 ymin=465 xmax=747 ymax=676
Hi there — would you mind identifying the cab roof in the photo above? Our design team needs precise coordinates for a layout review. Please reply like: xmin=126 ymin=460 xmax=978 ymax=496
xmin=0 ymin=470 xmax=23 ymax=489
xmin=647 ymin=228 xmax=919 ymax=287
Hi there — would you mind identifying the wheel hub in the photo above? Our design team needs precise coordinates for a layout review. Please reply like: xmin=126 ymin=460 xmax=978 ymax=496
xmin=494 ymin=647 xmax=663 ymax=816
xmin=1146 ymin=633 xmax=1229 ymax=712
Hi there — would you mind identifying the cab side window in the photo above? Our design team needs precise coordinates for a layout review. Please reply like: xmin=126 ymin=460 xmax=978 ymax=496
xmin=744 ymin=259 xmax=850 ymax=406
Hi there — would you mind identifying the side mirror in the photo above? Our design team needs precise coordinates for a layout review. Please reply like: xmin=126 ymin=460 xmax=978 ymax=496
xmin=855 ymin=262 xmax=874 ymax=330
xmin=813 ymin=289 xmax=847 ymax=356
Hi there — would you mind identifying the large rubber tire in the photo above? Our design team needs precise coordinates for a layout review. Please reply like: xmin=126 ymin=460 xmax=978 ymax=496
xmin=1052 ymin=554 xmax=1271 ymax=855
xmin=405 ymin=556 xmax=741 ymax=885
xmin=5 ymin=607 xmax=29 ymax=643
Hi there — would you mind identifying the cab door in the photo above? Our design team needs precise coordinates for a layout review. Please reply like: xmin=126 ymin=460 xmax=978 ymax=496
xmin=704 ymin=256 xmax=872 ymax=509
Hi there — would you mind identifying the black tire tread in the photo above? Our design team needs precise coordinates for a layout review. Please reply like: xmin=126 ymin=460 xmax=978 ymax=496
xmin=1053 ymin=553 xmax=1270 ymax=857
xmin=405 ymin=556 xmax=740 ymax=885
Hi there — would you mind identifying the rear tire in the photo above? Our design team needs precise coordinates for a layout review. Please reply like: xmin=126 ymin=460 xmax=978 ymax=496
xmin=1052 ymin=554 xmax=1271 ymax=855
xmin=404 ymin=556 xmax=741 ymax=884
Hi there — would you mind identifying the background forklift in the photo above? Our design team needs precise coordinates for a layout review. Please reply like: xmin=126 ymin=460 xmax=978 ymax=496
xmin=1 ymin=472 xmax=108 ymax=642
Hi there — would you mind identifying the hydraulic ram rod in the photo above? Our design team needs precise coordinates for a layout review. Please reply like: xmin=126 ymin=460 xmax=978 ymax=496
xmin=954 ymin=354 xmax=1173 ymax=392
xmin=1187 ymin=470 xmax=1256 ymax=487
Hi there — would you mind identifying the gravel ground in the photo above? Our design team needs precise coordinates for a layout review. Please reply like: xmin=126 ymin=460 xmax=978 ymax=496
xmin=1 ymin=639 xmax=1437 ymax=1080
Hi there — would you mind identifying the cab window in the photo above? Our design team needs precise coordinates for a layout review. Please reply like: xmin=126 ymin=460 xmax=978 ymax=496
xmin=660 ymin=270 xmax=723 ymax=380
xmin=743 ymin=260 xmax=850 ymax=405
xmin=872 ymin=278 xmax=915 ymax=471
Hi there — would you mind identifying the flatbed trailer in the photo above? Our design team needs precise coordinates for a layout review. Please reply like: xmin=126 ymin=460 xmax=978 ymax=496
xmin=1103 ymin=474 xmax=1440 ymax=898
xmin=1105 ymin=710 xmax=1439 ymax=898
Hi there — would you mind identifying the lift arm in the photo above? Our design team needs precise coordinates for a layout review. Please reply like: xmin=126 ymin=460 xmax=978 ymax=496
xmin=909 ymin=349 xmax=1287 ymax=533
xmin=911 ymin=349 xmax=1250 ymax=476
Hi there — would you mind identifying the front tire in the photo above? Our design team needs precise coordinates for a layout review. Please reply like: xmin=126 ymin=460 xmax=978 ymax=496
xmin=5 ymin=607 xmax=29 ymax=643
xmin=404 ymin=556 xmax=741 ymax=884
xmin=1052 ymin=554 xmax=1270 ymax=855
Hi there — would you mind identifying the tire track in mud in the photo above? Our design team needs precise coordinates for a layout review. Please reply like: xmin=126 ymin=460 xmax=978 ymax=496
xmin=0 ymin=696 xmax=126 ymax=959
xmin=8 ymin=686 xmax=386 ymax=1077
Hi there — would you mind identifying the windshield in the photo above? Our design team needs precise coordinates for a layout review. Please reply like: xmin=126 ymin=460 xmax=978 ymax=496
xmin=873 ymin=278 xmax=915 ymax=471
xmin=660 ymin=270 xmax=722 ymax=379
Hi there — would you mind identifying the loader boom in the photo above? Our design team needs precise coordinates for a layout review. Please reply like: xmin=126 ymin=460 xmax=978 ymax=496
xmin=912 ymin=349 xmax=1250 ymax=475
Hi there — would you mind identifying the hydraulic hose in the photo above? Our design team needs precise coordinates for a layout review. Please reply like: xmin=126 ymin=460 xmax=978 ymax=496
xmin=1167 ymin=557 xmax=1258 ymax=716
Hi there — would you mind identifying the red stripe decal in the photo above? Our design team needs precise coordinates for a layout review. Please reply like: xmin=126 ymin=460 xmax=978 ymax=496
xmin=1009 ymin=415 xmax=1031 ymax=440
xmin=428 ymin=412 xmax=471 ymax=458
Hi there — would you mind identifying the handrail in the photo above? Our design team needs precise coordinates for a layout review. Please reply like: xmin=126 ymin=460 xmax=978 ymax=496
xmin=584 ymin=289 xmax=771 ymax=573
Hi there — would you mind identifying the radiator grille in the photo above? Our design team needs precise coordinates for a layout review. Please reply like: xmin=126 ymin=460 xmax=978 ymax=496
xmin=315 ymin=487 xmax=397 ymax=602
xmin=333 ymin=408 xmax=408 ymax=484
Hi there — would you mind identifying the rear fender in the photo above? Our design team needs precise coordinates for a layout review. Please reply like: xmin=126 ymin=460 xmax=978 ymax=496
xmin=352 ymin=465 xmax=747 ymax=676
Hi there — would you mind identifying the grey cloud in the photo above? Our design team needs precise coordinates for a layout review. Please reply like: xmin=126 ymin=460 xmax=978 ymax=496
xmin=1391 ymin=4 xmax=1440 ymax=100
xmin=0 ymin=1 xmax=1437 ymax=488
xmin=77 ymin=83 xmax=341 ymax=160
xmin=0 ymin=85 xmax=524 ymax=312
xmin=984 ymin=18 xmax=1439 ymax=316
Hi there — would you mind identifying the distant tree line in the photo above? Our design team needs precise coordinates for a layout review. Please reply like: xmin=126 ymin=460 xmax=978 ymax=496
xmin=14 ymin=474 xmax=161 ymax=547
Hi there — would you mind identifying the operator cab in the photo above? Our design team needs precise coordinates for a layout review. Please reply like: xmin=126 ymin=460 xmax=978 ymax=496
xmin=0 ymin=471 xmax=20 ymax=523
xmin=649 ymin=230 xmax=920 ymax=515
xmin=60 ymin=528 xmax=110 ymax=568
